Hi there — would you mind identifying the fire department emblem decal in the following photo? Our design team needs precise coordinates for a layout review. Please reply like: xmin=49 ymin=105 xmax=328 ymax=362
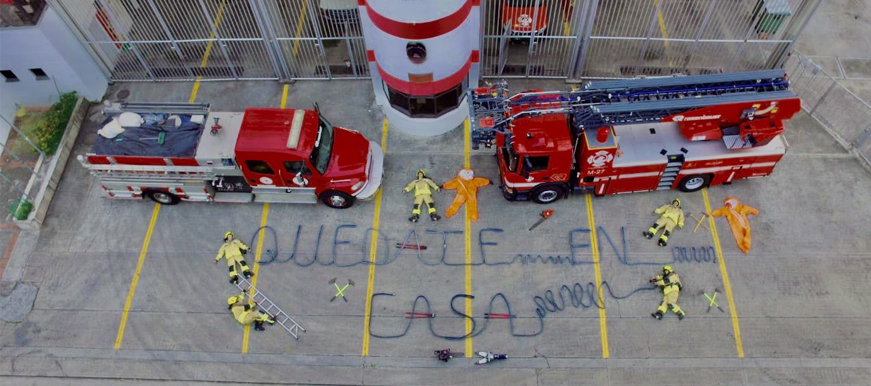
xmin=587 ymin=150 xmax=613 ymax=168
xmin=517 ymin=14 xmax=533 ymax=27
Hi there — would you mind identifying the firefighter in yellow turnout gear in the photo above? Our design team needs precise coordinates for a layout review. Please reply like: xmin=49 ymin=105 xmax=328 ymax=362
xmin=402 ymin=169 xmax=441 ymax=222
xmin=643 ymin=198 xmax=685 ymax=247
xmin=227 ymin=289 xmax=275 ymax=331
xmin=215 ymin=231 xmax=252 ymax=284
xmin=651 ymin=265 xmax=685 ymax=320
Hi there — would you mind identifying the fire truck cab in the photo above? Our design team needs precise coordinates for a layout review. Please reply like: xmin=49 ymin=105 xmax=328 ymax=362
xmin=470 ymin=70 xmax=802 ymax=203
xmin=79 ymin=103 xmax=383 ymax=209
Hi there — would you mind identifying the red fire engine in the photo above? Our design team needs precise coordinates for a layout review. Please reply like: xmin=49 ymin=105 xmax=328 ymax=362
xmin=78 ymin=102 xmax=383 ymax=209
xmin=468 ymin=70 xmax=801 ymax=203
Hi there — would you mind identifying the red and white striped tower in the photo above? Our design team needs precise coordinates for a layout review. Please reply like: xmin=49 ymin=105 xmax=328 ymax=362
xmin=358 ymin=0 xmax=480 ymax=136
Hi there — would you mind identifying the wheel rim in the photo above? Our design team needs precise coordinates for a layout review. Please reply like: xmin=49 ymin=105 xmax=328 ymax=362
xmin=153 ymin=192 xmax=172 ymax=204
xmin=685 ymin=177 xmax=705 ymax=190
xmin=538 ymin=190 xmax=558 ymax=203
xmin=329 ymin=195 xmax=347 ymax=207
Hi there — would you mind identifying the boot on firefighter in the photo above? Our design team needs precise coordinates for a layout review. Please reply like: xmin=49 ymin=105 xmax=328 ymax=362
xmin=643 ymin=198 xmax=685 ymax=247
xmin=650 ymin=265 xmax=685 ymax=320
xmin=227 ymin=289 xmax=275 ymax=331
xmin=402 ymin=169 xmax=441 ymax=222
xmin=215 ymin=231 xmax=252 ymax=284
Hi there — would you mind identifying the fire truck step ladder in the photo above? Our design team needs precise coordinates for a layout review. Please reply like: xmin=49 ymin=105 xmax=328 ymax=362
xmin=658 ymin=155 xmax=685 ymax=190
xmin=233 ymin=276 xmax=306 ymax=340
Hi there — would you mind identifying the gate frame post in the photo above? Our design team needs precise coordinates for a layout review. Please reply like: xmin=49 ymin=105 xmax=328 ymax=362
xmin=572 ymin=0 xmax=597 ymax=79
xmin=634 ymin=0 xmax=666 ymax=75
xmin=249 ymin=0 xmax=290 ymax=81
xmin=95 ymin=0 xmax=156 ymax=80
xmin=145 ymin=0 xmax=195 ymax=79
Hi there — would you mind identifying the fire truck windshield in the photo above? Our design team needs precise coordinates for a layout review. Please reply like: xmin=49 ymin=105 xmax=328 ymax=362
xmin=310 ymin=117 xmax=333 ymax=174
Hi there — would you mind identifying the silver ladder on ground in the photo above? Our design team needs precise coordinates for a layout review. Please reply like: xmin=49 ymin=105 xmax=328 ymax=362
xmin=234 ymin=276 xmax=306 ymax=340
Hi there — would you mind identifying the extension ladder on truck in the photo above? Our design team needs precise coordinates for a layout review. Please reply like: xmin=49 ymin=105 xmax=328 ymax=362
xmin=234 ymin=276 xmax=306 ymax=340
xmin=76 ymin=161 xmax=223 ymax=181
xmin=468 ymin=70 xmax=794 ymax=148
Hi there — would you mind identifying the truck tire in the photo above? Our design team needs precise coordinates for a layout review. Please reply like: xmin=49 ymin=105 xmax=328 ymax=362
xmin=320 ymin=190 xmax=355 ymax=209
xmin=144 ymin=190 xmax=181 ymax=205
xmin=531 ymin=184 xmax=566 ymax=204
xmin=677 ymin=174 xmax=711 ymax=192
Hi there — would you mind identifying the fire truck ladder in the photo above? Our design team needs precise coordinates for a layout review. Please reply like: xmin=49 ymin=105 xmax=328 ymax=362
xmin=468 ymin=70 xmax=793 ymax=148
xmin=102 ymin=102 xmax=211 ymax=116
xmin=77 ymin=158 xmax=221 ymax=180
xmin=233 ymin=276 xmax=306 ymax=340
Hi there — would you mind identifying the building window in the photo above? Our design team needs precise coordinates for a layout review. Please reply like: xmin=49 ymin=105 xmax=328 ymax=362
xmin=30 ymin=68 xmax=49 ymax=80
xmin=385 ymin=83 xmax=464 ymax=118
xmin=1 ymin=70 xmax=19 ymax=83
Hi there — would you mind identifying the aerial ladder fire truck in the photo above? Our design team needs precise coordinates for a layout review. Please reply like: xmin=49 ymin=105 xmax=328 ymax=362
xmin=78 ymin=102 xmax=383 ymax=209
xmin=468 ymin=69 xmax=801 ymax=203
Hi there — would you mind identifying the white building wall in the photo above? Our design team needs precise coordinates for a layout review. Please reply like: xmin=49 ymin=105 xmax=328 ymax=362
xmin=0 ymin=5 xmax=108 ymax=145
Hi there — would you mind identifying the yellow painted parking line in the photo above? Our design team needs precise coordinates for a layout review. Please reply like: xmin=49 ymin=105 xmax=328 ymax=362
xmin=281 ymin=84 xmax=289 ymax=109
xmin=189 ymin=77 xmax=202 ymax=103
xmin=292 ymin=0 xmax=309 ymax=56
xmin=200 ymin=0 xmax=228 ymax=68
xmin=653 ymin=0 xmax=674 ymax=67
xmin=114 ymin=204 xmax=161 ymax=350
xmin=361 ymin=119 xmax=389 ymax=357
xmin=702 ymin=188 xmax=744 ymax=358
xmin=585 ymin=193 xmax=609 ymax=358
xmin=463 ymin=119 xmax=473 ymax=358
xmin=242 ymin=203 xmax=270 ymax=354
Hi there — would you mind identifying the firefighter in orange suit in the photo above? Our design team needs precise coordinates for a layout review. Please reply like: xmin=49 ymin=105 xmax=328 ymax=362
xmin=650 ymin=265 xmax=685 ymax=320
xmin=215 ymin=231 xmax=252 ymax=284
xmin=443 ymin=168 xmax=490 ymax=222
xmin=403 ymin=169 xmax=441 ymax=222
xmin=227 ymin=289 xmax=274 ymax=331
xmin=643 ymin=198 xmax=685 ymax=247
xmin=711 ymin=196 xmax=759 ymax=254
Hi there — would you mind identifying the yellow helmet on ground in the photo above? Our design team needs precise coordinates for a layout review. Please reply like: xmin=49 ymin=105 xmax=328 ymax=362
xmin=672 ymin=198 xmax=681 ymax=207
xmin=227 ymin=295 xmax=239 ymax=305
xmin=663 ymin=265 xmax=674 ymax=274
xmin=224 ymin=231 xmax=235 ymax=240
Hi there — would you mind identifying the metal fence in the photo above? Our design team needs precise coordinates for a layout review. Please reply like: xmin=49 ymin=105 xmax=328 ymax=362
xmin=52 ymin=0 xmax=818 ymax=82
xmin=784 ymin=52 xmax=871 ymax=168
xmin=49 ymin=0 xmax=369 ymax=81
xmin=577 ymin=0 xmax=812 ymax=78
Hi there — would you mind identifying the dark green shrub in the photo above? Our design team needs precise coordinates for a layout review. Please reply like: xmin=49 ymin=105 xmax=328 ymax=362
xmin=9 ymin=198 xmax=33 ymax=221
xmin=33 ymin=92 xmax=77 ymax=155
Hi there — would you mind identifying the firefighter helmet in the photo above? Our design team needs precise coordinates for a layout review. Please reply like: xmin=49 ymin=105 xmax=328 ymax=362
xmin=227 ymin=295 xmax=239 ymax=305
xmin=672 ymin=198 xmax=681 ymax=207
xmin=224 ymin=231 xmax=235 ymax=241
xmin=663 ymin=265 xmax=674 ymax=274
xmin=416 ymin=169 xmax=427 ymax=178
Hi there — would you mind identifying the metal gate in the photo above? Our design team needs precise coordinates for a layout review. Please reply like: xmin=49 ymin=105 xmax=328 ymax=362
xmin=49 ymin=0 xmax=369 ymax=81
xmin=481 ymin=0 xmax=584 ymax=78
xmin=576 ymin=0 xmax=815 ymax=79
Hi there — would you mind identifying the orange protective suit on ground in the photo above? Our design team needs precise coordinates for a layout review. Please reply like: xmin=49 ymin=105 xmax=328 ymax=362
xmin=443 ymin=169 xmax=490 ymax=222
xmin=711 ymin=196 xmax=759 ymax=254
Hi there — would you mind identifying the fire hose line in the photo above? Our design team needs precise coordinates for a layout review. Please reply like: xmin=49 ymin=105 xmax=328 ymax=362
xmin=248 ymin=225 xmax=715 ymax=268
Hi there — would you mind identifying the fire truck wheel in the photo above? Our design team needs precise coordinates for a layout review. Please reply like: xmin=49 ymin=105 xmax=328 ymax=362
xmin=531 ymin=184 xmax=566 ymax=204
xmin=677 ymin=174 xmax=712 ymax=192
xmin=144 ymin=190 xmax=181 ymax=205
xmin=320 ymin=190 xmax=355 ymax=209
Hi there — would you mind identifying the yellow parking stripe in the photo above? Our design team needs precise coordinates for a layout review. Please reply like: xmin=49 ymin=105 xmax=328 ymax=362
xmin=702 ymin=188 xmax=744 ymax=358
xmin=361 ymin=119 xmax=389 ymax=356
xmin=242 ymin=203 xmax=270 ymax=354
xmin=281 ymin=84 xmax=289 ymax=109
xmin=114 ymin=204 xmax=161 ymax=349
xmin=585 ymin=194 xmax=609 ymax=358
xmin=463 ymin=119 xmax=473 ymax=358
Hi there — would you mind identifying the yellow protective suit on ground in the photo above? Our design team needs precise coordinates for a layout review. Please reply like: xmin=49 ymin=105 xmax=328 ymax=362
xmin=646 ymin=202 xmax=685 ymax=245
xmin=215 ymin=239 xmax=251 ymax=283
xmin=443 ymin=169 xmax=490 ymax=222
xmin=653 ymin=272 xmax=685 ymax=316
xmin=711 ymin=196 xmax=759 ymax=254
xmin=403 ymin=174 xmax=440 ymax=217
xmin=228 ymin=291 xmax=272 ymax=326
